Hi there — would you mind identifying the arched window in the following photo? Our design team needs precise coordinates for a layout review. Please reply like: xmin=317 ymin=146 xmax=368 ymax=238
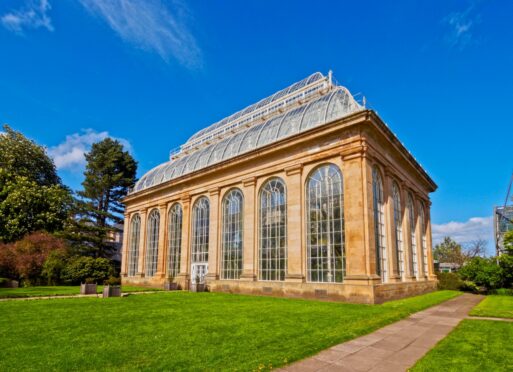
xmin=306 ymin=164 xmax=345 ymax=283
xmin=128 ymin=214 xmax=140 ymax=277
xmin=372 ymin=167 xmax=387 ymax=282
xmin=192 ymin=197 xmax=210 ymax=263
xmin=167 ymin=204 xmax=182 ymax=278
xmin=408 ymin=194 xmax=419 ymax=279
xmin=221 ymin=189 xmax=244 ymax=279
xmin=146 ymin=209 xmax=160 ymax=277
xmin=259 ymin=178 xmax=287 ymax=281
xmin=392 ymin=182 xmax=404 ymax=279
xmin=419 ymin=203 xmax=428 ymax=277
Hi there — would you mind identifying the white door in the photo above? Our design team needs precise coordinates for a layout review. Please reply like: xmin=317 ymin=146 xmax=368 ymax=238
xmin=191 ymin=263 xmax=208 ymax=284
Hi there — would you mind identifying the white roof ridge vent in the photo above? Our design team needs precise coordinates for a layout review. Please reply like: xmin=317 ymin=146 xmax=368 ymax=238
xmin=180 ymin=72 xmax=334 ymax=154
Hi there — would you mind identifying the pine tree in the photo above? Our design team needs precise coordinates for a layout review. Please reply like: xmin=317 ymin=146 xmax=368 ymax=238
xmin=68 ymin=138 xmax=137 ymax=258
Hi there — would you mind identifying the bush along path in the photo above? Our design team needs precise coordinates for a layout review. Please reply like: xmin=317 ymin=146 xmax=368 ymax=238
xmin=280 ymin=294 xmax=484 ymax=372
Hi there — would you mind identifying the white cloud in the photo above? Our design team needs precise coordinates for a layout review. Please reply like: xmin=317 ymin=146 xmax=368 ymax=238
xmin=79 ymin=0 xmax=202 ymax=68
xmin=48 ymin=129 xmax=131 ymax=172
xmin=432 ymin=216 xmax=493 ymax=245
xmin=444 ymin=3 xmax=480 ymax=49
xmin=0 ymin=0 xmax=53 ymax=34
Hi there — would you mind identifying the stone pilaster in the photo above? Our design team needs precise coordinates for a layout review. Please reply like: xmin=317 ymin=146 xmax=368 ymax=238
xmin=384 ymin=169 xmax=401 ymax=282
xmin=155 ymin=203 xmax=167 ymax=279
xmin=285 ymin=164 xmax=304 ymax=282
xmin=425 ymin=202 xmax=436 ymax=280
xmin=241 ymin=177 xmax=257 ymax=281
xmin=136 ymin=210 xmax=147 ymax=278
xmin=177 ymin=194 xmax=191 ymax=288
xmin=121 ymin=212 xmax=130 ymax=277
xmin=206 ymin=188 xmax=220 ymax=281
xmin=342 ymin=148 xmax=379 ymax=285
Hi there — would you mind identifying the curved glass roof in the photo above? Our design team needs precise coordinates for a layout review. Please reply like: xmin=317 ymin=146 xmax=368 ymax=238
xmin=186 ymin=72 xmax=324 ymax=145
xmin=132 ymin=86 xmax=362 ymax=194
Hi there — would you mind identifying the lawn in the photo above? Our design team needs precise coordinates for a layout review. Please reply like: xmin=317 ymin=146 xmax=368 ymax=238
xmin=0 ymin=290 xmax=459 ymax=371
xmin=0 ymin=285 xmax=162 ymax=298
xmin=469 ymin=295 xmax=513 ymax=319
xmin=412 ymin=320 xmax=513 ymax=372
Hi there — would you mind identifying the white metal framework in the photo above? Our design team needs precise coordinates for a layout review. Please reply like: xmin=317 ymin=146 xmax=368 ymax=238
xmin=392 ymin=183 xmax=405 ymax=279
xmin=419 ymin=204 xmax=429 ymax=277
xmin=373 ymin=167 xmax=387 ymax=282
xmin=131 ymin=72 xmax=362 ymax=194
xmin=128 ymin=214 xmax=140 ymax=277
xmin=408 ymin=194 xmax=419 ymax=279
xmin=306 ymin=164 xmax=345 ymax=283
xmin=145 ymin=209 xmax=160 ymax=277
xmin=192 ymin=197 xmax=210 ymax=263
xmin=221 ymin=189 xmax=244 ymax=280
xmin=259 ymin=178 xmax=287 ymax=281
xmin=167 ymin=203 xmax=182 ymax=278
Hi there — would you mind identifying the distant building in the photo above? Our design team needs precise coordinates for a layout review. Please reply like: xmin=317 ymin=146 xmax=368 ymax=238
xmin=108 ymin=223 xmax=124 ymax=262
xmin=494 ymin=205 xmax=513 ymax=255
xmin=121 ymin=72 xmax=437 ymax=304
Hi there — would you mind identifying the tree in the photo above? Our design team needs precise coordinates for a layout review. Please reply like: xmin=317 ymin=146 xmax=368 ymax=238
xmin=463 ymin=238 xmax=487 ymax=259
xmin=433 ymin=237 xmax=465 ymax=265
xmin=0 ymin=232 xmax=68 ymax=285
xmin=503 ymin=230 xmax=513 ymax=255
xmin=0 ymin=126 xmax=72 ymax=242
xmin=68 ymin=138 xmax=136 ymax=258
xmin=0 ymin=124 xmax=60 ymax=186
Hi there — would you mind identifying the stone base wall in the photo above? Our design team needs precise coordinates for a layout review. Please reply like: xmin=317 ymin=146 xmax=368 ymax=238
xmin=122 ymin=276 xmax=438 ymax=304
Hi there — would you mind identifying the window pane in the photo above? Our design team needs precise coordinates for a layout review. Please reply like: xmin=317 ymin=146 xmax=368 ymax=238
xmin=145 ymin=209 xmax=160 ymax=277
xmin=221 ymin=189 xmax=244 ymax=279
xmin=167 ymin=204 xmax=182 ymax=278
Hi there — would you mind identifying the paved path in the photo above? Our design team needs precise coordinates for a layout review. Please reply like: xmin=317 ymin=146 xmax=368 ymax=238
xmin=282 ymin=294 xmax=483 ymax=372
xmin=466 ymin=315 xmax=513 ymax=322
xmin=0 ymin=291 xmax=160 ymax=302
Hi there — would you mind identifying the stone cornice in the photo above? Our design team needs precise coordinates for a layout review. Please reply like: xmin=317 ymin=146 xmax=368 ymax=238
xmin=208 ymin=187 xmax=220 ymax=196
xmin=284 ymin=164 xmax=303 ymax=176
xmin=242 ymin=177 xmax=257 ymax=187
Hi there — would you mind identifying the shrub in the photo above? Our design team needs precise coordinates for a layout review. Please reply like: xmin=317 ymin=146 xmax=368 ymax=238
xmin=41 ymin=249 xmax=68 ymax=285
xmin=104 ymin=276 xmax=121 ymax=286
xmin=498 ymin=254 xmax=513 ymax=289
xmin=0 ymin=232 xmax=68 ymax=286
xmin=460 ymin=280 xmax=479 ymax=293
xmin=436 ymin=272 xmax=463 ymax=290
xmin=458 ymin=257 xmax=504 ymax=290
xmin=61 ymin=256 xmax=114 ymax=285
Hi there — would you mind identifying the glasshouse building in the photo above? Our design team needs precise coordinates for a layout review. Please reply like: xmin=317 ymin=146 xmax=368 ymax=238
xmin=121 ymin=72 xmax=437 ymax=304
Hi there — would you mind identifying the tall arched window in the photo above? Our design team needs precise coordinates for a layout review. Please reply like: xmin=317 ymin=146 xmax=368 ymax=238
xmin=221 ymin=189 xmax=244 ymax=279
xmin=306 ymin=164 xmax=345 ymax=283
xmin=192 ymin=197 xmax=210 ymax=263
xmin=372 ymin=167 xmax=387 ymax=282
xmin=408 ymin=194 xmax=419 ymax=279
xmin=167 ymin=204 xmax=182 ymax=278
xmin=146 ymin=209 xmax=160 ymax=277
xmin=128 ymin=214 xmax=140 ymax=277
xmin=392 ymin=182 xmax=404 ymax=279
xmin=259 ymin=178 xmax=287 ymax=281
xmin=419 ymin=203 xmax=428 ymax=277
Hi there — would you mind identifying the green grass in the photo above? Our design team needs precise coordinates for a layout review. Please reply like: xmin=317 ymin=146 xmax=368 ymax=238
xmin=470 ymin=295 xmax=513 ymax=319
xmin=412 ymin=320 xmax=513 ymax=372
xmin=0 ymin=290 xmax=459 ymax=371
xmin=0 ymin=285 xmax=162 ymax=298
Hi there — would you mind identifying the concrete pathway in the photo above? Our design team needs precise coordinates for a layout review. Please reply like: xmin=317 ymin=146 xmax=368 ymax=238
xmin=0 ymin=291 xmax=160 ymax=302
xmin=466 ymin=315 xmax=513 ymax=322
xmin=281 ymin=294 xmax=483 ymax=372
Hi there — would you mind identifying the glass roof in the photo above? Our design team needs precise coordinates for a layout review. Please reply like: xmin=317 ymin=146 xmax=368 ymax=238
xmin=131 ymin=85 xmax=362 ymax=194
xmin=182 ymin=72 xmax=326 ymax=151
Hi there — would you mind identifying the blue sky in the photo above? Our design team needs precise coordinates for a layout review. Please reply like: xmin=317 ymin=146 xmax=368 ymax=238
xmin=1 ymin=0 xmax=512 ymax=253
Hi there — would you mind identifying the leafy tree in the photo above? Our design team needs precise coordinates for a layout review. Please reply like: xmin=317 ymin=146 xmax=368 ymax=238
xmin=66 ymin=138 xmax=136 ymax=258
xmin=503 ymin=230 xmax=513 ymax=255
xmin=0 ymin=170 xmax=72 ymax=242
xmin=0 ymin=232 xmax=68 ymax=285
xmin=0 ymin=124 xmax=60 ymax=186
xmin=433 ymin=237 xmax=465 ymax=265
xmin=0 ymin=126 xmax=72 ymax=242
